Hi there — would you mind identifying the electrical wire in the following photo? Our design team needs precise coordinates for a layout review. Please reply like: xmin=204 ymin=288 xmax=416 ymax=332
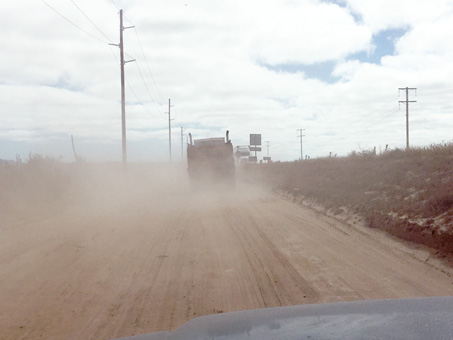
xmin=41 ymin=0 xmax=109 ymax=44
xmin=126 ymin=80 xmax=167 ymax=120
xmin=69 ymin=0 xmax=114 ymax=44
xmin=43 ymin=0 xmax=165 ymax=128
xmin=412 ymin=106 xmax=453 ymax=111
xmin=109 ymin=45 xmax=163 ymax=119
xmin=419 ymin=88 xmax=453 ymax=96
xmin=122 ymin=19 xmax=167 ymax=117
xmin=134 ymin=27 xmax=166 ymax=102
xmin=123 ymin=54 xmax=165 ymax=118
xmin=133 ymin=62 xmax=163 ymax=115
xmin=117 ymin=11 xmax=166 ymax=105
xmin=123 ymin=54 xmax=164 ymax=116
xmin=109 ymin=1 xmax=134 ymax=26
xmin=125 ymin=80 xmax=147 ymax=109
xmin=109 ymin=0 xmax=120 ymax=11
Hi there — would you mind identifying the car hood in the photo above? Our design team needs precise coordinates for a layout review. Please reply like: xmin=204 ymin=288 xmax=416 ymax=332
xmin=113 ymin=296 xmax=453 ymax=340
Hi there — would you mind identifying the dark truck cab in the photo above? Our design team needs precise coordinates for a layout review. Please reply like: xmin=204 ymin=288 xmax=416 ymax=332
xmin=187 ymin=130 xmax=235 ymax=187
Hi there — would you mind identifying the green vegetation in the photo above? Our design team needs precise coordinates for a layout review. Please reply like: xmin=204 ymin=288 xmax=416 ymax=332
xmin=246 ymin=143 xmax=453 ymax=256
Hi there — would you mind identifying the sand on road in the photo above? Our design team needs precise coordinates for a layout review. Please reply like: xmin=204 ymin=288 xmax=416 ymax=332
xmin=1 ymin=169 xmax=452 ymax=340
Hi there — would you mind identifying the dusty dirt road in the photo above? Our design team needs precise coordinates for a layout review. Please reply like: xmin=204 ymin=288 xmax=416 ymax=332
xmin=1 ymin=169 xmax=453 ymax=340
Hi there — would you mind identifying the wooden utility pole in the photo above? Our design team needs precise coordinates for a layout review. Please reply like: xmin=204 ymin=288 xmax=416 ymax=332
xmin=297 ymin=129 xmax=306 ymax=160
xmin=398 ymin=87 xmax=417 ymax=149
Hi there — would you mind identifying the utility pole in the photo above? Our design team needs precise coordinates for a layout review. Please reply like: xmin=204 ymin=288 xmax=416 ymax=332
xmin=119 ymin=10 xmax=126 ymax=168
xmin=167 ymin=99 xmax=174 ymax=162
xmin=181 ymin=127 xmax=184 ymax=161
xmin=297 ymin=129 xmax=306 ymax=160
xmin=265 ymin=141 xmax=271 ymax=158
xmin=398 ymin=87 xmax=417 ymax=149
xmin=112 ymin=9 xmax=134 ymax=169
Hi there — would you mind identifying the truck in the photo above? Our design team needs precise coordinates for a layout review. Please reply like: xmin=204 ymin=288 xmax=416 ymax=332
xmin=187 ymin=130 xmax=235 ymax=187
xmin=234 ymin=145 xmax=251 ymax=165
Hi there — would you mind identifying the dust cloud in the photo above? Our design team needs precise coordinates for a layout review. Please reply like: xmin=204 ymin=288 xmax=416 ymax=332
xmin=1 ymin=160 xmax=259 ymax=339
xmin=1 ymin=161 xmax=245 ymax=227
xmin=2 ymin=160 xmax=452 ymax=340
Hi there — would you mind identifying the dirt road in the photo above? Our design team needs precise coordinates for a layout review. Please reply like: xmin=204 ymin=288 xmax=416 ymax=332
xmin=1 ymin=174 xmax=452 ymax=340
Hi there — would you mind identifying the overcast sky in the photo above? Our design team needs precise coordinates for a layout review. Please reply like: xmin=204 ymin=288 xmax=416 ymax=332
xmin=1 ymin=0 xmax=453 ymax=162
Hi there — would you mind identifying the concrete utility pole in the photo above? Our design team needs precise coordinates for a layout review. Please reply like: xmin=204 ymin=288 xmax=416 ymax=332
xmin=398 ymin=87 xmax=417 ymax=149
xmin=167 ymin=99 xmax=174 ymax=162
xmin=297 ymin=129 xmax=306 ymax=160
xmin=119 ymin=10 xmax=126 ymax=167
xmin=112 ymin=9 xmax=134 ymax=169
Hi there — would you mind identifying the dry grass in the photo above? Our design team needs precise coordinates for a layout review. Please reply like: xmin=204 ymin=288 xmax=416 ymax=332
xmin=0 ymin=155 xmax=70 ymax=221
xmin=244 ymin=143 xmax=453 ymax=256
xmin=0 ymin=155 xmax=188 ymax=225
xmin=3 ymin=148 xmax=452 ymax=256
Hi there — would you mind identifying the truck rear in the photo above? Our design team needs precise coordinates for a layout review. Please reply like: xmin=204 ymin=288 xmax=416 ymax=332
xmin=187 ymin=131 xmax=235 ymax=187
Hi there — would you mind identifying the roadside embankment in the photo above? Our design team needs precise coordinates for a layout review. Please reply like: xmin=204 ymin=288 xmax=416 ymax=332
xmin=242 ymin=144 xmax=453 ymax=259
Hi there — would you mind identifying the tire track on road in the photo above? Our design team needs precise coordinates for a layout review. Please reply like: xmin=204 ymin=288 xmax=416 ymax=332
xmin=225 ymin=203 xmax=320 ymax=307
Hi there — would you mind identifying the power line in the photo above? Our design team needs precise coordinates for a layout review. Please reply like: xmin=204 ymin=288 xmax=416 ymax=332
xmin=109 ymin=37 xmax=164 ymax=120
xmin=125 ymin=52 xmax=135 ymax=60
xmin=126 ymin=80 xmax=166 ymax=119
xmin=351 ymin=106 xmax=400 ymax=129
xmin=420 ymin=88 xmax=453 ymax=96
xmin=123 ymin=53 xmax=164 ymax=116
xmin=109 ymin=2 xmax=134 ymax=26
xmin=111 ymin=11 xmax=165 ymax=117
xmin=40 ymin=0 xmax=108 ymax=44
xmin=413 ymin=106 xmax=453 ymax=110
xmin=133 ymin=28 xmax=166 ymax=102
xmin=125 ymin=79 xmax=155 ymax=116
xmin=69 ymin=0 xmax=114 ymax=43
xmin=133 ymin=62 xmax=163 ymax=115
xmin=109 ymin=0 xmax=120 ymax=11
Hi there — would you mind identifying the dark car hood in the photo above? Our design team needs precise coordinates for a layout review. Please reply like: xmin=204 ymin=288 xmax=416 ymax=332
xmin=113 ymin=296 xmax=453 ymax=340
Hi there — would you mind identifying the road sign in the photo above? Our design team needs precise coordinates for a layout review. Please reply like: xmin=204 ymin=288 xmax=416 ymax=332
xmin=263 ymin=156 xmax=271 ymax=161
xmin=249 ymin=156 xmax=257 ymax=162
xmin=250 ymin=134 xmax=261 ymax=146
xmin=250 ymin=146 xmax=262 ymax=152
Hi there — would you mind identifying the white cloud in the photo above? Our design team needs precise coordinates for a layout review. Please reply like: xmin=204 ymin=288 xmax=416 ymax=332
xmin=343 ymin=0 xmax=452 ymax=32
xmin=0 ymin=0 xmax=452 ymax=162
xmin=395 ymin=15 xmax=453 ymax=57
xmin=250 ymin=1 xmax=372 ymax=64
